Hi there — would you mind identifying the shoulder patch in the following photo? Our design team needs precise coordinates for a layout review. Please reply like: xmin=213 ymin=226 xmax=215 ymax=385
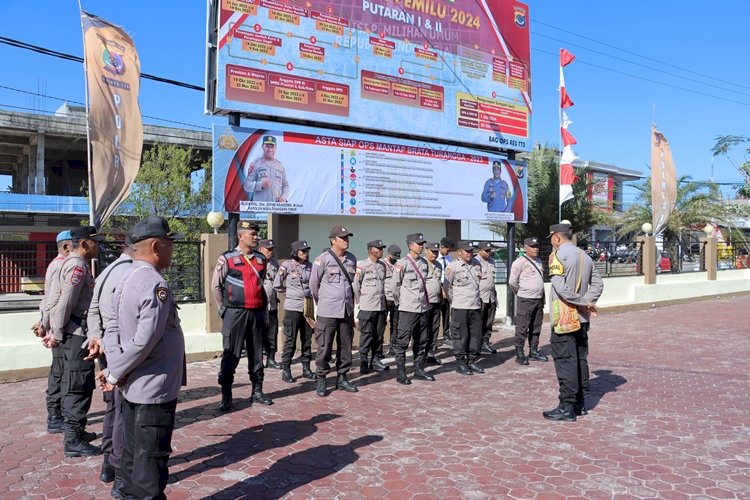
xmin=445 ymin=267 xmax=452 ymax=276
xmin=314 ymin=259 xmax=321 ymax=267
xmin=549 ymin=253 xmax=564 ymax=276
xmin=395 ymin=264 xmax=402 ymax=272
xmin=71 ymin=266 xmax=85 ymax=286
xmin=156 ymin=287 xmax=169 ymax=302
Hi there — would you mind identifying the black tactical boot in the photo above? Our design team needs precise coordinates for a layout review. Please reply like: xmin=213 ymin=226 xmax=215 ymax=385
xmin=515 ymin=347 xmax=529 ymax=366
xmin=455 ymin=357 xmax=473 ymax=375
xmin=376 ymin=348 xmax=385 ymax=360
xmin=481 ymin=341 xmax=497 ymax=354
xmin=64 ymin=429 xmax=101 ymax=458
xmin=528 ymin=345 xmax=548 ymax=362
xmin=371 ymin=356 xmax=389 ymax=372
xmin=251 ymin=383 xmax=273 ymax=405
xmin=336 ymin=373 xmax=358 ymax=392
xmin=316 ymin=376 xmax=328 ymax=397
xmin=574 ymin=398 xmax=588 ymax=416
xmin=468 ymin=362 xmax=485 ymax=374
xmin=47 ymin=413 xmax=64 ymax=434
xmin=80 ymin=429 xmax=97 ymax=442
xmin=413 ymin=362 xmax=435 ymax=381
xmin=396 ymin=361 xmax=411 ymax=385
xmin=265 ymin=351 xmax=281 ymax=369
xmin=219 ymin=384 xmax=232 ymax=412
xmin=360 ymin=359 xmax=371 ymax=374
xmin=301 ymin=361 xmax=315 ymax=380
xmin=281 ymin=366 xmax=294 ymax=383
xmin=100 ymin=456 xmax=116 ymax=483
xmin=425 ymin=350 xmax=442 ymax=365
xmin=543 ymin=403 xmax=576 ymax=422
xmin=110 ymin=467 xmax=124 ymax=499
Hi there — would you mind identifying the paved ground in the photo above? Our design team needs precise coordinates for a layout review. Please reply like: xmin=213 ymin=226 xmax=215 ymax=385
xmin=1 ymin=295 xmax=749 ymax=499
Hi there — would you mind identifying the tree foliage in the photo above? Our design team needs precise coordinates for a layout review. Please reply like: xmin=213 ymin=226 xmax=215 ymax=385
xmin=712 ymin=135 xmax=750 ymax=198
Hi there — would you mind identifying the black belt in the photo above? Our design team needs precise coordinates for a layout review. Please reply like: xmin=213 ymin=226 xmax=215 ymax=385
xmin=69 ymin=314 xmax=87 ymax=329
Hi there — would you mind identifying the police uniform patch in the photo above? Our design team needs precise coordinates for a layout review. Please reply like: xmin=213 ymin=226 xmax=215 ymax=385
xmin=233 ymin=256 xmax=243 ymax=265
xmin=314 ymin=259 xmax=321 ymax=266
xmin=71 ymin=266 xmax=85 ymax=286
xmin=549 ymin=253 xmax=564 ymax=276
xmin=156 ymin=287 xmax=169 ymax=302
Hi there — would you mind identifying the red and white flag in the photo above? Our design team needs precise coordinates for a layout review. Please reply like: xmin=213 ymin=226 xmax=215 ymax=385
xmin=559 ymin=49 xmax=577 ymax=206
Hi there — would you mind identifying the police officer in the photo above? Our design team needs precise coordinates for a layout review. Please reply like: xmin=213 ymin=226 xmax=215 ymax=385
xmin=87 ymin=236 xmax=134 ymax=493
xmin=476 ymin=242 xmax=498 ymax=354
xmin=353 ymin=239 xmax=390 ymax=374
xmin=309 ymin=225 xmax=358 ymax=397
xmin=508 ymin=237 xmax=548 ymax=365
xmin=443 ymin=241 xmax=484 ymax=375
xmin=390 ymin=233 xmax=434 ymax=385
xmin=383 ymin=244 xmax=401 ymax=357
xmin=99 ymin=216 xmax=186 ymax=499
xmin=211 ymin=221 xmax=273 ymax=412
xmin=46 ymin=225 xmax=102 ymax=457
xmin=423 ymin=242 xmax=443 ymax=365
xmin=481 ymin=161 xmax=511 ymax=212
xmin=258 ymin=239 xmax=281 ymax=369
xmin=243 ymin=135 xmax=289 ymax=202
xmin=274 ymin=240 xmax=315 ymax=383
xmin=543 ymin=223 xmax=604 ymax=422
xmin=33 ymin=230 xmax=71 ymax=434
xmin=437 ymin=238 xmax=453 ymax=343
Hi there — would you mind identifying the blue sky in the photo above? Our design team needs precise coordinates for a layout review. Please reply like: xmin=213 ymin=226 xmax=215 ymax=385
xmin=1 ymin=1 xmax=748 ymax=203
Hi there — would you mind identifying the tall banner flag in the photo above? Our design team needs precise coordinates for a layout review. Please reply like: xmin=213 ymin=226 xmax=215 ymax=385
xmin=651 ymin=125 xmax=677 ymax=236
xmin=559 ymin=49 xmax=577 ymax=207
xmin=81 ymin=11 xmax=143 ymax=227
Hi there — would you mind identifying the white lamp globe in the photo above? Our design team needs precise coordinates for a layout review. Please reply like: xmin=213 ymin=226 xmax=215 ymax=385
xmin=703 ymin=224 xmax=714 ymax=236
xmin=207 ymin=211 xmax=225 ymax=233
xmin=641 ymin=222 xmax=653 ymax=234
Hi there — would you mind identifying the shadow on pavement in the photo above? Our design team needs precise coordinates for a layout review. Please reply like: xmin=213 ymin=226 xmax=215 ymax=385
xmin=588 ymin=369 xmax=627 ymax=410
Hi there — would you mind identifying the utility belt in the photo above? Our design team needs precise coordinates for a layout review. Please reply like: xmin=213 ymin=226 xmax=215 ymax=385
xmin=69 ymin=314 xmax=88 ymax=330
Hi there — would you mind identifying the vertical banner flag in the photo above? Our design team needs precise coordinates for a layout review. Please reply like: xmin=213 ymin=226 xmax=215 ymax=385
xmin=559 ymin=49 xmax=577 ymax=206
xmin=650 ymin=125 xmax=677 ymax=236
xmin=81 ymin=11 xmax=143 ymax=227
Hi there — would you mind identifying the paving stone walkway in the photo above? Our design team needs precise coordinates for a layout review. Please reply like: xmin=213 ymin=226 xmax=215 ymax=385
xmin=1 ymin=294 xmax=749 ymax=499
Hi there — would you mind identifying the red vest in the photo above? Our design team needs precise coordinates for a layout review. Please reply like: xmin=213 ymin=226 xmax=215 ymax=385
xmin=222 ymin=251 xmax=267 ymax=309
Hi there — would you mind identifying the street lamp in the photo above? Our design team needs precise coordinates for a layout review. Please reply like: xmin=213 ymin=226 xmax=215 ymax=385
xmin=207 ymin=211 xmax=225 ymax=234
xmin=703 ymin=223 xmax=714 ymax=237
xmin=641 ymin=222 xmax=653 ymax=235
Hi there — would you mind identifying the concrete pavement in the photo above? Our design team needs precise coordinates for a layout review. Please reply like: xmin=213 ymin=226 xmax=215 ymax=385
xmin=0 ymin=294 xmax=748 ymax=499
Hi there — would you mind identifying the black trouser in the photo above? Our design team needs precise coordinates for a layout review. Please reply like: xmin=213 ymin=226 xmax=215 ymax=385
xmin=386 ymin=300 xmax=399 ymax=350
xmin=358 ymin=310 xmax=385 ymax=360
xmin=425 ymin=303 xmax=441 ymax=355
xmin=218 ymin=307 xmax=265 ymax=387
xmin=450 ymin=308 xmax=482 ymax=364
xmin=46 ymin=343 xmax=64 ymax=418
xmin=550 ymin=323 xmax=590 ymax=405
xmin=101 ymin=388 xmax=122 ymax=468
xmin=282 ymin=310 xmax=313 ymax=366
xmin=514 ymin=297 xmax=544 ymax=350
xmin=394 ymin=311 xmax=428 ymax=365
xmin=481 ymin=301 xmax=497 ymax=343
xmin=440 ymin=301 xmax=451 ymax=339
xmin=61 ymin=333 xmax=95 ymax=433
xmin=315 ymin=314 xmax=354 ymax=377
xmin=120 ymin=397 xmax=176 ymax=500
xmin=264 ymin=309 xmax=278 ymax=354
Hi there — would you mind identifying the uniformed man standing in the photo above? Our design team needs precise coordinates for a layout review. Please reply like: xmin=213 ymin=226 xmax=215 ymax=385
xmin=476 ymin=242 xmax=498 ymax=354
xmin=353 ymin=239 xmax=390 ymax=374
xmin=45 ymin=226 xmax=102 ymax=457
xmin=508 ymin=237 xmax=548 ymax=365
xmin=443 ymin=241 xmax=484 ymax=375
xmin=243 ymin=135 xmax=289 ymax=202
xmin=88 ymin=237 xmax=134 ymax=493
xmin=383 ymin=244 xmax=401 ymax=357
xmin=423 ymin=242 xmax=444 ymax=365
xmin=390 ymin=233 xmax=434 ymax=385
xmin=543 ymin=223 xmax=604 ymax=422
xmin=33 ymin=230 xmax=71 ymax=434
xmin=274 ymin=240 xmax=315 ymax=383
xmin=481 ymin=161 xmax=511 ymax=212
xmin=211 ymin=221 xmax=273 ymax=412
xmin=100 ymin=216 xmax=186 ymax=499
xmin=309 ymin=225 xmax=358 ymax=397
xmin=437 ymin=238 xmax=453 ymax=343
xmin=258 ymin=239 xmax=281 ymax=369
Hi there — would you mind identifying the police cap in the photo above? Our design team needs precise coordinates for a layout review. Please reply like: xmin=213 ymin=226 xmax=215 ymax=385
xmin=130 ymin=217 xmax=183 ymax=243
xmin=291 ymin=240 xmax=311 ymax=251
xmin=424 ymin=241 xmax=439 ymax=252
xmin=547 ymin=223 xmax=572 ymax=238
xmin=329 ymin=225 xmax=353 ymax=238
xmin=456 ymin=240 xmax=476 ymax=251
xmin=406 ymin=233 xmax=426 ymax=244
xmin=387 ymin=244 xmax=401 ymax=258
xmin=367 ymin=239 xmax=386 ymax=249
xmin=524 ymin=237 xmax=540 ymax=247
xmin=263 ymin=135 xmax=277 ymax=145
xmin=238 ymin=220 xmax=259 ymax=232
xmin=476 ymin=241 xmax=493 ymax=251
xmin=258 ymin=239 xmax=275 ymax=248
xmin=56 ymin=230 xmax=72 ymax=242
xmin=70 ymin=225 xmax=104 ymax=242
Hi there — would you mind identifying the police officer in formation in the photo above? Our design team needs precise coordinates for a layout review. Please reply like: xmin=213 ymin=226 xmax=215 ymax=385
xmin=46 ymin=226 xmax=103 ymax=457
xmin=211 ymin=220 xmax=273 ymax=412
xmin=383 ymin=244 xmax=401 ymax=356
xmin=443 ymin=240 xmax=485 ymax=375
xmin=508 ymin=237 xmax=548 ymax=365
xmin=33 ymin=230 xmax=72 ymax=435
xmin=309 ymin=226 xmax=358 ymax=396
xmin=436 ymin=238 xmax=453 ymax=343
xmin=476 ymin=241 xmax=498 ymax=354
xmin=87 ymin=235 xmax=134 ymax=495
xmin=390 ymin=233 xmax=434 ymax=385
xmin=274 ymin=240 xmax=316 ymax=383
xmin=100 ymin=216 xmax=186 ymax=499
xmin=258 ymin=239 xmax=281 ymax=369
xmin=353 ymin=239 xmax=390 ymax=374
xmin=422 ymin=242 xmax=444 ymax=365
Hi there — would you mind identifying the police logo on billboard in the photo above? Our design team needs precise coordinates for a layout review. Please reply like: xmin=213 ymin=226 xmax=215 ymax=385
xmin=514 ymin=6 xmax=527 ymax=28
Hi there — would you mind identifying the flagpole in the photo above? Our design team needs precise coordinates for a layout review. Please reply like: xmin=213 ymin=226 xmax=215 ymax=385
xmin=558 ymin=53 xmax=564 ymax=222
xmin=78 ymin=1 xmax=95 ymax=228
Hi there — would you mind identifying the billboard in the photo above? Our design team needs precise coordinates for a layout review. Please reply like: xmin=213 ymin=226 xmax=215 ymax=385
xmin=589 ymin=172 xmax=613 ymax=211
xmin=213 ymin=121 xmax=528 ymax=222
xmin=206 ymin=0 xmax=531 ymax=151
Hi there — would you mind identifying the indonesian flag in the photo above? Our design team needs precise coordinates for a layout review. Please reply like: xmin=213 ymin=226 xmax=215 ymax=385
xmin=560 ymin=48 xmax=575 ymax=67
xmin=559 ymin=49 xmax=577 ymax=206
xmin=559 ymin=68 xmax=574 ymax=108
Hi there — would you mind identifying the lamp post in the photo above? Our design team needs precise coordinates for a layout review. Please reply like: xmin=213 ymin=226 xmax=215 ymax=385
xmin=639 ymin=222 xmax=656 ymax=284
xmin=206 ymin=211 xmax=225 ymax=235
xmin=641 ymin=222 xmax=652 ymax=235
xmin=702 ymin=223 xmax=717 ymax=280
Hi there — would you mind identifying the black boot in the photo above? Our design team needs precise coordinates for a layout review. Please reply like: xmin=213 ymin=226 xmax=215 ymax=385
xmin=528 ymin=345 xmax=548 ymax=362
xmin=64 ymin=429 xmax=101 ymax=458
xmin=316 ymin=376 xmax=328 ymax=397
xmin=455 ymin=357 xmax=473 ymax=376
xmin=100 ymin=456 xmax=116 ymax=483
xmin=413 ymin=362 xmax=435 ymax=381
xmin=110 ymin=467 xmax=124 ymax=499
xmin=481 ymin=341 xmax=497 ymax=354
xmin=468 ymin=362 xmax=485 ymax=374
xmin=47 ymin=412 xmax=64 ymax=434
xmin=360 ymin=358 xmax=371 ymax=374
xmin=396 ymin=361 xmax=411 ymax=385
xmin=301 ymin=361 xmax=316 ymax=380
xmin=425 ymin=350 xmax=442 ymax=365
xmin=281 ymin=365 xmax=294 ymax=383
xmin=251 ymin=382 xmax=273 ymax=405
xmin=219 ymin=384 xmax=232 ymax=412
xmin=543 ymin=403 xmax=576 ymax=422
xmin=371 ymin=356 xmax=389 ymax=372
xmin=336 ymin=373 xmax=358 ymax=392
xmin=515 ymin=347 xmax=529 ymax=365
xmin=80 ymin=429 xmax=97 ymax=442
xmin=376 ymin=349 xmax=385 ymax=360
xmin=574 ymin=398 xmax=588 ymax=416
xmin=265 ymin=351 xmax=281 ymax=369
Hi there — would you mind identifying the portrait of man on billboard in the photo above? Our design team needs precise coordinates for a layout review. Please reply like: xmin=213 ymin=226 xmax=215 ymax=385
xmin=243 ymin=135 xmax=289 ymax=203
xmin=481 ymin=161 xmax=512 ymax=212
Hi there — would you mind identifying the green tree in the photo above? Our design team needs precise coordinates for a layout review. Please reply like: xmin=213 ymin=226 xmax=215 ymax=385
xmin=711 ymin=135 xmax=750 ymax=198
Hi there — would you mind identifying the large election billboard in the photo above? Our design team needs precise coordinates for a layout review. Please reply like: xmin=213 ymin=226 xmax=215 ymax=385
xmin=206 ymin=0 xmax=531 ymax=151
xmin=213 ymin=121 xmax=527 ymax=222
